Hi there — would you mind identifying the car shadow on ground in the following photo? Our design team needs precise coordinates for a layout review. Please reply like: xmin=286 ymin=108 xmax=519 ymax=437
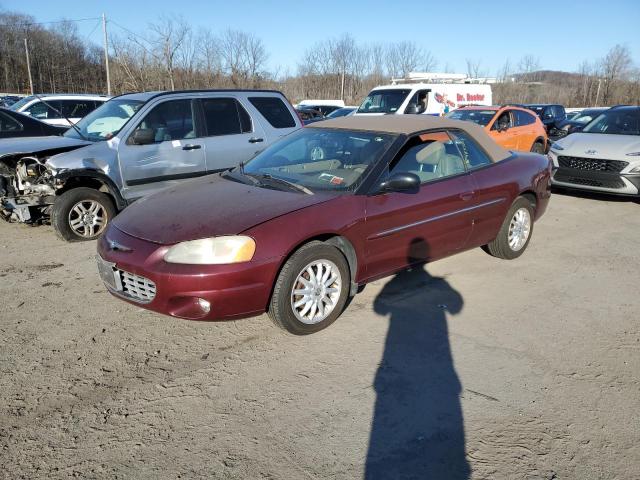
xmin=552 ymin=186 xmax=640 ymax=204
xmin=365 ymin=238 xmax=470 ymax=479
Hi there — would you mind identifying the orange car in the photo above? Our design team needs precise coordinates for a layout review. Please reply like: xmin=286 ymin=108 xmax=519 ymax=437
xmin=447 ymin=105 xmax=548 ymax=153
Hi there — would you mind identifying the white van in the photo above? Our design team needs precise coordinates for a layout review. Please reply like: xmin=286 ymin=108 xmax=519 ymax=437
xmin=356 ymin=82 xmax=492 ymax=117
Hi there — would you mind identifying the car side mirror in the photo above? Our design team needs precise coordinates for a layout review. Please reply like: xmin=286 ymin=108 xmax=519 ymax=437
xmin=378 ymin=172 xmax=420 ymax=194
xmin=131 ymin=128 xmax=155 ymax=145
xmin=405 ymin=104 xmax=418 ymax=114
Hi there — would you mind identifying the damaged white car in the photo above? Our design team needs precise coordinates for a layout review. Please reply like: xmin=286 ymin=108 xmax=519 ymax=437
xmin=0 ymin=89 xmax=302 ymax=241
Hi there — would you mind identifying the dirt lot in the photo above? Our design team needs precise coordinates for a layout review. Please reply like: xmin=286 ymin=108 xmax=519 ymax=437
xmin=1 ymin=191 xmax=639 ymax=479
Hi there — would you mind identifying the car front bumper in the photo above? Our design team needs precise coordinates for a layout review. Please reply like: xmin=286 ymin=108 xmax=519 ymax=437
xmin=96 ymin=225 xmax=282 ymax=321
xmin=551 ymin=167 xmax=640 ymax=196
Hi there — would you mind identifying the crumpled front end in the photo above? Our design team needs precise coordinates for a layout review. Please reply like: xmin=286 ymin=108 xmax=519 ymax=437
xmin=1 ymin=153 xmax=63 ymax=224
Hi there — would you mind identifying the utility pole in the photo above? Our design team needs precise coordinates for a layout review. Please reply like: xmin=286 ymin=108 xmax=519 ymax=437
xmin=594 ymin=78 xmax=602 ymax=107
xmin=102 ymin=13 xmax=111 ymax=95
xmin=24 ymin=38 xmax=34 ymax=95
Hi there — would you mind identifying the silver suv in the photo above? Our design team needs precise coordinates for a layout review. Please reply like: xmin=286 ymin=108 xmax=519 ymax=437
xmin=0 ymin=90 xmax=301 ymax=241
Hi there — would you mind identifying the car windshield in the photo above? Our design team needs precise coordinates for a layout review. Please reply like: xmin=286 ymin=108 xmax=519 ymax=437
xmin=8 ymin=96 xmax=35 ymax=111
xmin=237 ymin=128 xmax=395 ymax=193
xmin=357 ymin=89 xmax=411 ymax=114
xmin=573 ymin=110 xmax=603 ymax=124
xmin=582 ymin=109 xmax=640 ymax=135
xmin=64 ymin=99 xmax=144 ymax=141
xmin=446 ymin=109 xmax=496 ymax=126
xmin=327 ymin=107 xmax=355 ymax=118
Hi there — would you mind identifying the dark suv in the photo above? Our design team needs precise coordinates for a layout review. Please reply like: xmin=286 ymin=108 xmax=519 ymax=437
xmin=524 ymin=104 xmax=566 ymax=139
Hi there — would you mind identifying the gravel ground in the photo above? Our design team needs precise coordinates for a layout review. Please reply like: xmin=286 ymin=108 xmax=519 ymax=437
xmin=1 ymin=191 xmax=639 ymax=479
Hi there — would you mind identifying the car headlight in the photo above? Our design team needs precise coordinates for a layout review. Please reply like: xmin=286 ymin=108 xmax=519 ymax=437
xmin=164 ymin=236 xmax=256 ymax=265
xmin=550 ymin=142 xmax=564 ymax=151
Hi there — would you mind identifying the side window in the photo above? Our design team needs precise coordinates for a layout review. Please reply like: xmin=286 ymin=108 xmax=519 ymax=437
xmin=26 ymin=101 xmax=60 ymax=120
xmin=492 ymin=111 xmax=512 ymax=130
xmin=0 ymin=112 xmax=22 ymax=132
xmin=133 ymin=99 xmax=195 ymax=143
xmin=514 ymin=110 xmax=535 ymax=126
xmin=201 ymin=98 xmax=251 ymax=136
xmin=450 ymin=130 xmax=493 ymax=170
xmin=404 ymin=89 xmax=430 ymax=114
xmin=543 ymin=107 xmax=554 ymax=120
xmin=389 ymin=131 xmax=466 ymax=184
xmin=554 ymin=105 xmax=565 ymax=119
xmin=248 ymin=96 xmax=296 ymax=128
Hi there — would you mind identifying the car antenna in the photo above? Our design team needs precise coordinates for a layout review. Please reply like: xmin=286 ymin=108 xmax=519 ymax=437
xmin=32 ymin=93 xmax=88 ymax=141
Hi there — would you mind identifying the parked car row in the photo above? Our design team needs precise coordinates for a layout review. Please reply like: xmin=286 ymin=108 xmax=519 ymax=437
xmin=0 ymin=84 xmax=636 ymax=335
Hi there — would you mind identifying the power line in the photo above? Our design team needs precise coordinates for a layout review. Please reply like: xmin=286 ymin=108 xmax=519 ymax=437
xmin=0 ymin=16 xmax=101 ymax=28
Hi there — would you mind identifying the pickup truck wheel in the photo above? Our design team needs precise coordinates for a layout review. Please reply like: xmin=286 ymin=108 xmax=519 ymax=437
xmin=269 ymin=241 xmax=350 ymax=335
xmin=483 ymin=197 xmax=534 ymax=260
xmin=52 ymin=187 xmax=115 ymax=242
xmin=531 ymin=141 xmax=545 ymax=154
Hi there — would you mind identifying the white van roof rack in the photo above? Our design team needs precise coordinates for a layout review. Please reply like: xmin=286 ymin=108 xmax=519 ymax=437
xmin=390 ymin=72 xmax=495 ymax=85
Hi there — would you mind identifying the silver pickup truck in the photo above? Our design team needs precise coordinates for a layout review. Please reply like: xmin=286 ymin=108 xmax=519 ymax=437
xmin=0 ymin=89 xmax=301 ymax=241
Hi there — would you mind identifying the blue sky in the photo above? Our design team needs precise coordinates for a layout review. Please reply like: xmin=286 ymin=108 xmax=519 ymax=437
xmin=2 ymin=0 xmax=639 ymax=76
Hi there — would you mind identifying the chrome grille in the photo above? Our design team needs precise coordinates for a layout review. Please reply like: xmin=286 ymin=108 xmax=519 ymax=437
xmin=558 ymin=156 xmax=628 ymax=173
xmin=117 ymin=269 xmax=156 ymax=303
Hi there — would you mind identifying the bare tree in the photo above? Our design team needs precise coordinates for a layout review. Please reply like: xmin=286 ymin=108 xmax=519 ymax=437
xmin=518 ymin=54 xmax=541 ymax=82
xmin=599 ymin=44 xmax=633 ymax=103
xmin=465 ymin=58 xmax=483 ymax=79
xmin=387 ymin=41 xmax=424 ymax=78
xmin=149 ymin=16 xmax=190 ymax=91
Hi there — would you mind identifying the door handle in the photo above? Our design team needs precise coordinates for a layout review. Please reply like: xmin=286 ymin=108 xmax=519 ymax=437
xmin=182 ymin=144 xmax=202 ymax=150
xmin=459 ymin=192 xmax=474 ymax=201
xmin=248 ymin=137 xmax=264 ymax=143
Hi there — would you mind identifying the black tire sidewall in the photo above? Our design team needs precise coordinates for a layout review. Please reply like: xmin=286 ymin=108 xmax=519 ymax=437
xmin=498 ymin=197 xmax=535 ymax=259
xmin=52 ymin=187 xmax=115 ymax=242
xmin=270 ymin=243 xmax=350 ymax=335
xmin=531 ymin=142 xmax=545 ymax=154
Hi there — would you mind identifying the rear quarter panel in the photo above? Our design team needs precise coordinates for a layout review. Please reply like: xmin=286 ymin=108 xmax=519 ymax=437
xmin=469 ymin=153 xmax=551 ymax=247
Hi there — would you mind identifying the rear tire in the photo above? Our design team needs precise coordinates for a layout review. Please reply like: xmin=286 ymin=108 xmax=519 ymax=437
xmin=52 ymin=187 xmax=115 ymax=242
xmin=531 ymin=141 xmax=545 ymax=154
xmin=268 ymin=241 xmax=350 ymax=335
xmin=483 ymin=197 xmax=534 ymax=260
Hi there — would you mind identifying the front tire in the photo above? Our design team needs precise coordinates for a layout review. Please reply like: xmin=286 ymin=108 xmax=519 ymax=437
xmin=52 ymin=187 xmax=115 ymax=242
xmin=531 ymin=141 xmax=545 ymax=154
xmin=269 ymin=241 xmax=350 ymax=335
xmin=483 ymin=197 xmax=534 ymax=260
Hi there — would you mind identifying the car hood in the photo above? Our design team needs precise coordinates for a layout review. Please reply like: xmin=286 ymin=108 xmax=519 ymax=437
xmin=554 ymin=133 xmax=640 ymax=159
xmin=113 ymin=173 xmax=338 ymax=245
xmin=0 ymin=135 xmax=91 ymax=158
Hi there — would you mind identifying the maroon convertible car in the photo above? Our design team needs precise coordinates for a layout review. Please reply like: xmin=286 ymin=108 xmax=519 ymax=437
xmin=97 ymin=116 xmax=551 ymax=334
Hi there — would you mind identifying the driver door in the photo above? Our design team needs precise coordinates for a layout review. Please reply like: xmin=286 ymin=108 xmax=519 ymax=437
xmin=490 ymin=110 xmax=518 ymax=150
xmin=117 ymin=98 xmax=206 ymax=201
xmin=363 ymin=131 xmax=475 ymax=281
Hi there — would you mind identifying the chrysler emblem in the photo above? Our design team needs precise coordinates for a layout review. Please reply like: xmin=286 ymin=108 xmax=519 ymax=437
xmin=584 ymin=149 xmax=597 ymax=155
xmin=108 ymin=239 xmax=132 ymax=252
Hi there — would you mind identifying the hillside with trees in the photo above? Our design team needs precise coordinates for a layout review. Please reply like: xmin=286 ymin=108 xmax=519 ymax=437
xmin=1 ymin=9 xmax=638 ymax=107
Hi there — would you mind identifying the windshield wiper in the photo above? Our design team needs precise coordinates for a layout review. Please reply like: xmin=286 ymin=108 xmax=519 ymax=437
xmin=32 ymin=93 xmax=88 ymax=141
xmin=253 ymin=173 xmax=313 ymax=195
xmin=221 ymin=169 xmax=261 ymax=186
